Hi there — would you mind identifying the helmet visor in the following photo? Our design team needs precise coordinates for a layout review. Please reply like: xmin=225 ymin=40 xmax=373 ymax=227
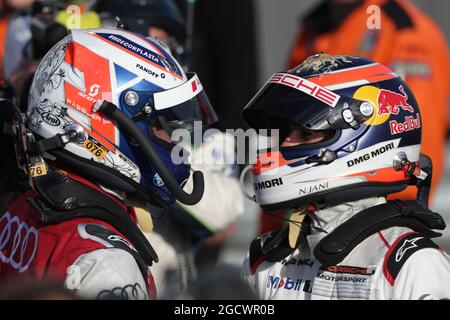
xmin=242 ymin=73 xmax=373 ymax=134
xmin=152 ymin=72 xmax=218 ymax=133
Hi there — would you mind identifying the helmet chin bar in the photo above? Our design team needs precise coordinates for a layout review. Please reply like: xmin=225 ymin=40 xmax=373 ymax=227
xmin=260 ymin=183 xmax=408 ymax=212
xmin=256 ymin=152 xmax=432 ymax=212
xmin=94 ymin=100 xmax=205 ymax=206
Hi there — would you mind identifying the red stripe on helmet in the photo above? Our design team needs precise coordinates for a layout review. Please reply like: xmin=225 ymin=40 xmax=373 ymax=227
xmin=64 ymin=42 xmax=116 ymax=152
xmin=308 ymin=63 xmax=395 ymax=87
xmin=252 ymin=151 xmax=297 ymax=174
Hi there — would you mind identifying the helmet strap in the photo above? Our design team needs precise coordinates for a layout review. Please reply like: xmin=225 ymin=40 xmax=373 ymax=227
xmin=288 ymin=207 xmax=308 ymax=249
xmin=126 ymin=196 xmax=154 ymax=233
xmin=135 ymin=205 xmax=154 ymax=233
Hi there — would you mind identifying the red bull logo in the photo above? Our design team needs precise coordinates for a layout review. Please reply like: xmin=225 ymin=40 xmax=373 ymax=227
xmin=377 ymin=85 xmax=414 ymax=115
xmin=389 ymin=113 xmax=421 ymax=135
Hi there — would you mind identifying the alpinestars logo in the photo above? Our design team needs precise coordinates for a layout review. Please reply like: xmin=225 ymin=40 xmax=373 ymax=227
xmin=107 ymin=235 xmax=136 ymax=251
xmin=395 ymin=237 xmax=424 ymax=262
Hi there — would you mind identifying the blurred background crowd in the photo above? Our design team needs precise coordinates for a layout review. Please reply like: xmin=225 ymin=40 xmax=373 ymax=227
xmin=0 ymin=0 xmax=449 ymax=299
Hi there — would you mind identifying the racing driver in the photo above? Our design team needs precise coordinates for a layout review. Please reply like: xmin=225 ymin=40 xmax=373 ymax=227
xmin=241 ymin=53 xmax=450 ymax=300
xmin=0 ymin=27 xmax=217 ymax=299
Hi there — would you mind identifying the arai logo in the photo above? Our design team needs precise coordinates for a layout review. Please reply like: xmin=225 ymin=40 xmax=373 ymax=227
xmin=153 ymin=173 xmax=165 ymax=187
xmin=41 ymin=112 xmax=61 ymax=126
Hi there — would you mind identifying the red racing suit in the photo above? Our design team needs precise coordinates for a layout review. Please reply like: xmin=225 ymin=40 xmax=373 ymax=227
xmin=0 ymin=188 xmax=156 ymax=300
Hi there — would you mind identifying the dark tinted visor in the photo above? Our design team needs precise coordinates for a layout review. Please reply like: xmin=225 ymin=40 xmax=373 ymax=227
xmin=242 ymin=73 xmax=373 ymax=134
xmin=152 ymin=72 xmax=218 ymax=134
xmin=155 ymin=90 xmax=218 ymax=134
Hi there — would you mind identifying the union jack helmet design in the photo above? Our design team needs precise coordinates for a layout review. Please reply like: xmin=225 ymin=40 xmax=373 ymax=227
xmin=27 ymin=28 xmax=217 ymax=206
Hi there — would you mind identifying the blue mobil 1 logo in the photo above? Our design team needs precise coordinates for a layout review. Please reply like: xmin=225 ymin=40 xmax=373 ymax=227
xmin=267 ymin=275 xmax=311 ymax=292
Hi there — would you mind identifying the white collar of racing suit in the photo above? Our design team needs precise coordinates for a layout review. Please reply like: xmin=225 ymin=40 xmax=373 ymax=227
xmin=306 ymin=197 xmax=387 ymax=258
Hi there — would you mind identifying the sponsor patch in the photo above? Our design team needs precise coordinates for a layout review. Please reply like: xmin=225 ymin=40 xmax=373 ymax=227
xmin=135 ymin=63 xmax=166 ymax=79
xmin=254 ymin=178 xmax=283 ymax=190
xmin=269 ymin=73 xmax=340 ymax=107
xmin=354 ymin=85 xmax=415 ymax=127
xmin=281 ymin=257 xmax=314 ymax=267
xmin=96 ymin=33 xmax=181 ymax=77
xmin=41 ymin=112 xmax=61 ymax=126
xmin=317 ymin=273 xmax=368 ymax=283
xmin=377 ymin=85 xmax=414 ymax=116
xmin=29 ymin=163 xmax=48 ymax=177
xmin=312 ymin=266 xmax=375 ymax=299
xmin=0 ymin=212 xmax=39 ymax=273
xmin=319 ymin=265 xmax=375 ymax=275
xmin=83 ymin=138 xmax=108 ymax=160
xmin=347 ymin=142 xmax=394 ymax=167
xmin=389 ymin=113 xmax=421 ymax=135
xmin=266 ymin=275 xmax=312 ymax=293
xmin=102 ymin=34 xmax=162 ymax=65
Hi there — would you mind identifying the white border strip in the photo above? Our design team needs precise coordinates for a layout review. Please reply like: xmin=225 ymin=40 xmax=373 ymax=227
xmin=324 ymin=62 xmax=378 ymax=74
xmin=153 ymin=73 xmax=203 ymax=110
xmin=325 ymin=80 xmax=370 ymax=91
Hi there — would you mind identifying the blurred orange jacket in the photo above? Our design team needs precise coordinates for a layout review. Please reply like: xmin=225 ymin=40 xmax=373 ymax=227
xmin=0 ymin=15 xmax=9 ymax=79
xmin=261 ymin=0 xmax=450 ymax=235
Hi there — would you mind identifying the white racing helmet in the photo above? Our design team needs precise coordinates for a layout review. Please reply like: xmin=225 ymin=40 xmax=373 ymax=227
xmin=26 ymin=28 xmax=217 ymax=207
xmin=242 ymin=54 xmax=424 ymax=210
